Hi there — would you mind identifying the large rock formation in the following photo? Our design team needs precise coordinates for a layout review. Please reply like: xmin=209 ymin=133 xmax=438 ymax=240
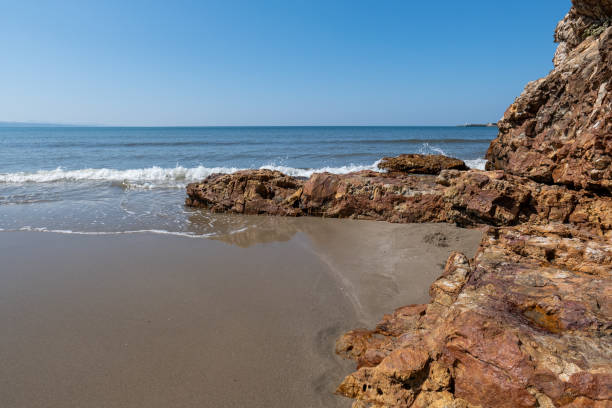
xmin=333 ymin=1 xmax=612 ymax=406
xmin=335 ymin=224 xmax=611 ymax=408
xmin=185 ymin=1 xmax=611 ymax=406
xmin=486 ymin=1 xmax=611 ymax=193
xmin=187 ymin=168 xmax=610 ymax=233
xmin=187 ymin=168 xmax=447 ymax=223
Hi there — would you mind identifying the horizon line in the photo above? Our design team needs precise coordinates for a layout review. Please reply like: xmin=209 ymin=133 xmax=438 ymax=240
xmin=0 ymin=121 xmax=499 ymax=128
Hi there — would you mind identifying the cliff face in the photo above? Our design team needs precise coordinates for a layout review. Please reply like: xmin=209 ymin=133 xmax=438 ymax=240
xmin=554 ymin=0 xmax=612 ymax=67
xmin=486 ymin=1 xmax=612 ymax=193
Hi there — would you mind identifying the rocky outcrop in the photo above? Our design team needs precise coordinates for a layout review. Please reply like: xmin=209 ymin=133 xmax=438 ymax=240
xmin=187 ymin=168 xmax=611 ymax=233
xmin=438 ymin=170 xmax=611 ymax=233
xmin=186 ymin=168 xmax=611 ymax=408
xmin=486 ymin=1 xmax=611 ymax=193
xmin=185 ymin=170 xmax=305 ymax=217
xmin=185 ymin=1 xmax=611 ymax=406
xmin=378 ymin=154 xmax=468 ymax=174
xmin=335 ymin=223 xmax=611 ymax=408
xmin=333 ymin=1 xmax=612 ymax=406
xmin=187 ymin=168 xmax=447 ymax=223
xmin=553 ymin=0 xmax=612 ymax=66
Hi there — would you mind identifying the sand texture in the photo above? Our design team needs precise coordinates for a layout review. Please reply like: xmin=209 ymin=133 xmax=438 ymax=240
xmin=0 ymin=218 xmax=480 ymax=408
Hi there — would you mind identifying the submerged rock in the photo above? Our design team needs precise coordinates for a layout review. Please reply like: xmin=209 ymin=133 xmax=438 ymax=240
xmin=378 ymin=154 xmax=468 ymax=175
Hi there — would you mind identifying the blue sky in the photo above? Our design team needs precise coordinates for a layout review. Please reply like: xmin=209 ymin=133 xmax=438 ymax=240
xmin=1 ymin=0 xmax=570 ymax=126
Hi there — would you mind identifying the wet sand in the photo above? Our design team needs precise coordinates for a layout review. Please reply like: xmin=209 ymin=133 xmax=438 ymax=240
xmin=0 ymin=217 xmax=481 ymax=407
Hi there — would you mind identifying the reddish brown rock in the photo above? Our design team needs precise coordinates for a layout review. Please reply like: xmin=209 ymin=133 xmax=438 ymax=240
xmin=333 ymin=1 xmax=612 ymax=406
xmin=335 ymin=224 xmax=612 ymax=408
xmin=186 ymin=170 xmax=612 ymax=408
xmin=184 ymin=2 xmax=612 ymax=406
xmin=185 ymin=170 xmax=304 ymax=216
xmin=187 ymin=168 xmax=611 ymax=233
xmin=378 ymin=154 xmax=468 ymax=175
xmin=486 ymin=1 xmax=612 ymax=193
xmin=438 ymin=169 xmax=612 ymax=233
xmin=187 ymin=170 xmax=448 ymax=223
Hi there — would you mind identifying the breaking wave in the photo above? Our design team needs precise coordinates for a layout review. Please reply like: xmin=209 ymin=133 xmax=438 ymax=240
xmin=0 ymin=154 xmax=487 ymax=189
xmin=464 ymin=158 xmax=487 ymax=170
xmin=0 ymin=162 xmax=382 ymax=189
xmin=417 ymin=143 xmax=487 ymax=170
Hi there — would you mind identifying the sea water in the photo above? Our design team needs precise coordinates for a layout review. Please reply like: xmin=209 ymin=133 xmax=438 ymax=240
xmin=0 ymin=126 xmax=495 ymax=236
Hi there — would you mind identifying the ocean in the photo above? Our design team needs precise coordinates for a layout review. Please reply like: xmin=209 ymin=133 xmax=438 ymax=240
xmin=0 ymin=126 xmax=495 ymax=236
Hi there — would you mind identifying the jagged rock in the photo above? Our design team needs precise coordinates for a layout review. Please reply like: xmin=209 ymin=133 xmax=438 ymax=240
xmin=187 ymin=168 xmax=611 ymax=233
xmin=335 ymin=224 xmax=612 ymax=408
xmin=486 ymin=2 xmax=612 ymax=193
xmin=438 ymin=170 xmax=611 ymax=233
xmin=185 ymin=170 xmax=304 ymax=216
xmin=187 ymin=170 xmax=447 ymax=223
xmin=378 ymin=154 xmax=468 ymax=175
xmin=553 ymin=0 xmax=612 ymax=66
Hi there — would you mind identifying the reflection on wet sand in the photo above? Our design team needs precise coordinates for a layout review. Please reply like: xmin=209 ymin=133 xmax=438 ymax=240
xmin=214 ymin=215 xmax=300 ymax=247
xmin=187 ymin=210 xmax=483 ymax=326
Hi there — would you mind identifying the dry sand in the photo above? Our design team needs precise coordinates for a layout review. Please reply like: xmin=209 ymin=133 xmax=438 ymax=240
xmin=0 ymin=217 xmax=481 ymax=407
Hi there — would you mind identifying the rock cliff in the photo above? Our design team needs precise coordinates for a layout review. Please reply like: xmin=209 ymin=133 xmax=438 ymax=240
xmin=486 ymin=0 xmax=611 ymax=193
xmin=185 ymin=1 xmax=611 ymax=406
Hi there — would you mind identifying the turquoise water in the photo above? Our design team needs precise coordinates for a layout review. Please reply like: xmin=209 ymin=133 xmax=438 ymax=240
xmin=0 ymin=126 xmax=495 ymax=235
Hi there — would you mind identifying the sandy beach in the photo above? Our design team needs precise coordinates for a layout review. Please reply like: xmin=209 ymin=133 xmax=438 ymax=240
xmin=0 ymin=218 xmax=480 ymax=408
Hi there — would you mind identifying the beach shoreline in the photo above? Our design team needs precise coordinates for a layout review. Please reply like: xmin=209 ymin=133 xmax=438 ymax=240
xmin=0 ymin=219 xmax=481 ymax=408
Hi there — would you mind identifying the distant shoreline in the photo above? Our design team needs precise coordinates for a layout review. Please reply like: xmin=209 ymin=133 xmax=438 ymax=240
xmin=459 ymin=122 xmax=498 ymax=127
xmin=0 ymin=122 xmax=500 ymax=129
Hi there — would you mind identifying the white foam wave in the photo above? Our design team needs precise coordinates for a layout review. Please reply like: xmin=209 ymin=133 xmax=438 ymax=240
xmin=417 ymin=142 xmax=487 ymax=170
xmin=464 ymin=158 xmax=487 ymax=170
xmin=260 ymin=160 xmax=381 ymax=178
xmin=0 ymin=162 xmax=382 ymax=188
xmin=0 ymin=157 xmax=485 ymax=188
xmin=0 ymin=166 xmax=240 ymax=188
xmin=14 ymin=226 xmax=214 ymax=238
xmin=418 ymin=142 xmax=448 ymax=156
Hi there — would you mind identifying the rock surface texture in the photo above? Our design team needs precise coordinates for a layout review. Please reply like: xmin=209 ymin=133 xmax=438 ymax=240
xmin=187 ymin=168 xmax=611 ymax=233
xmin=336 ymin=224 xmax=611 ymax=408
xmin=378 ymin=154 xmax=468 ymax=174
xmin=486 ymin=1 xmax=612 ymax=193
xmin=185 ymin=1 xmax=611 ymax=406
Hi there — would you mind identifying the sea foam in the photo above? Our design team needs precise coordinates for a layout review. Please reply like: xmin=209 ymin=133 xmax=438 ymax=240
xmin=418 ymin=143 xmax=487 ymax=170
xmin=0 ymin=156 xmax=487 ymax=188
xmin=0 ymin=162 xmax=381 ymax=188
xmin=464 ymin=158 xmax=487 ymax=170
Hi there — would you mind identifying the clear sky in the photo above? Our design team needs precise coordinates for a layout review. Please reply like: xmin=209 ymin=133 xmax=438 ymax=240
xmin=1 ymin=0 xmax=570 ymax=126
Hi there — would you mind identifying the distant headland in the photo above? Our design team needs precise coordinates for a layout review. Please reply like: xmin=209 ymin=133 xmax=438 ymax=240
xmin=459 ymin=122 xmax=498 ymax=127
